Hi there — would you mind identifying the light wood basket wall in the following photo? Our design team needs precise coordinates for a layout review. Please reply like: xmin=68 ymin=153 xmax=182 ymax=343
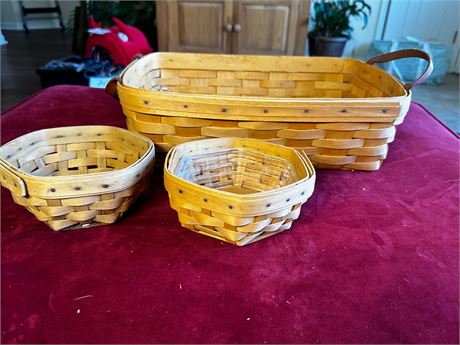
xmin=0 ymin=126 xmax=155 ymax=231
xmin=164 ymin=138 xmax=316 ymax=246
xmin=111 ymin=51 xmax=431 ymax=171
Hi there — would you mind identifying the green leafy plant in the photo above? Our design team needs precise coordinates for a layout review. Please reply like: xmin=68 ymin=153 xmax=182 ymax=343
xmin=311 ymin=0 xmax=371 ymax=38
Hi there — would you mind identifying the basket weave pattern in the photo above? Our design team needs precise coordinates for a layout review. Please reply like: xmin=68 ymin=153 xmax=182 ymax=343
xmin=0 ymin=126 xmax=155 ymax=230
xmin=127 ymin=114 xmax=398 ymax=171
xmin=143 ymin=68 xmax=398 ymax=98
xmin=116 ymin=53 xmax=413 ymax=171
xmin=164 ymin=138 xmax=315 ymax=246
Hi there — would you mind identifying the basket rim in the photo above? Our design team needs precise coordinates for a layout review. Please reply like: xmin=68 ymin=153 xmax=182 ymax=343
xmin=119 ymin=51 xmax=410 ymax=100
xmin=165 ymin=167 xmax=314 ymax=200
xmin=118 ymin=82 xmax=410 ymax=124
xmin=118 ymin=81 xmax=410 ymax=103
xmin=164 ymin=137 xmax=315 ymax=201
xmin=0 ymin=125 xmax=155 ymax=182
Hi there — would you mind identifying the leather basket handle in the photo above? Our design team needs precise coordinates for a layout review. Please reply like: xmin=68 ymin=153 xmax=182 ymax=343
xmin=105 ymin=56 xmax=142 ymax=100
xmin=366 ymin=49 xmax=433 ymax=91
xmin=105 ymin=77 xmax=119 ymax=100
xmin=0 ymin=160 xmax=27 ymax=197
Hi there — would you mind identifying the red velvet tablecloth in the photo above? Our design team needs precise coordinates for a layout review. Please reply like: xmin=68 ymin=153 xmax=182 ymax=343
xmin=1 ymin=86 xmax=459 ymax=344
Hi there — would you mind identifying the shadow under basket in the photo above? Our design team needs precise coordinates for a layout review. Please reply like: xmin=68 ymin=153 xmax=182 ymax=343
xmin=164 ymin=137 xmax=316 ymax=246
xmin=0 ymin=126 xmax=155 ymax=231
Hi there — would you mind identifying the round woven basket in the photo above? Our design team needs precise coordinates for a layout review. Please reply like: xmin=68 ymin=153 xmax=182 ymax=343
xmin=164 ymin=137 xmax=316 ymax=246
xmin=0 ymin=126 xmax=155 ymax=231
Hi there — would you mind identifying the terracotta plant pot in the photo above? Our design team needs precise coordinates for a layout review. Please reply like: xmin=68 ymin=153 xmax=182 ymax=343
xmin=308 ymin=33 xmax=349 ymax=57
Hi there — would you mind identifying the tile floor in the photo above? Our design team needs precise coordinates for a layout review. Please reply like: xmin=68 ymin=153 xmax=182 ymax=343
xmin=412 ymin=73 xmax=459 ymax=133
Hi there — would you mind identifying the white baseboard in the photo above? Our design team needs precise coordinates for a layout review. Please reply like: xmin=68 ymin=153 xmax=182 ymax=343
xmin=1 ymin=22 xmax=23 ymax=30
xmin=1 ymin=19 xmax=62 ymax=31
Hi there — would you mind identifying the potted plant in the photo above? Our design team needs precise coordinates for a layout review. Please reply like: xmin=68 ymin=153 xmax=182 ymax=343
xmin=308 ymin=0 xmax=371 ymax=57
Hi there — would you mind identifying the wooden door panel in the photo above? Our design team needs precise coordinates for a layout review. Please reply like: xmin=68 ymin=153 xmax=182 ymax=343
xmin=233 ymin=0 xmax=299 ymax=55
xmin=243 ymin=4 xmax=289 ymax=52
xmin=177 ymin=2 xmax=223 ymax=50
xmin=162 ymin=0 xmax=233 ymax=53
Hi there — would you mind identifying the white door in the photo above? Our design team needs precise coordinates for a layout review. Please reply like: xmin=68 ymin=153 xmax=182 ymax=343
xmin=379 ymin=0 xmax=459 ymax=73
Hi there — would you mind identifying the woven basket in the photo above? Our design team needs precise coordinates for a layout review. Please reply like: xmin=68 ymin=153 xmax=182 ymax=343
xmin=0 ymin=126 xmax=155 ymax=231
xmin=164 ymin=137 xmax=315 ymax=246
xmin=107 ymin=49 xmax=432 ymax=171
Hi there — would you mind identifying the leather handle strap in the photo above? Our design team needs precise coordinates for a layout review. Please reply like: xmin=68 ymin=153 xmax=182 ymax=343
xmin=0 ymin=160 xmax=27 ymax=197
xmin=366 ymin=49 xmax=433 ymax=91
xmin=105 ymin=56 xmax=142 ymax=100
xmin=105 ymin=77 xmax=119 ymax=100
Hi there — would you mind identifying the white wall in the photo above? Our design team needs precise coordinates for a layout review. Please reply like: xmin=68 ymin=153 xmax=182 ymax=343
xmin=1 ymin=0 xmax=22 ymax=29
xmin=343 ymin=0 xmax=386 ymax=58
xmin=380 ymin=0 xmax=459 ymax=73
xmin=1 ymin=0 xmax=77 ymax=30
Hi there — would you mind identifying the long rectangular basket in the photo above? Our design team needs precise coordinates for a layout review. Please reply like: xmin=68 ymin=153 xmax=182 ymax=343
xmin=164 ymin=137 xmax=316 ymax=246
xmin=107 ymin=49 xmax=432 ymax=171
xmin=0 ymin=126 xmax=155 ymax=231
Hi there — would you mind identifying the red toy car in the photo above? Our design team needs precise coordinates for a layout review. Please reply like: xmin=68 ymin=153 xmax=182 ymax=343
xmin=85 ymin=16 xmax=152 ymax=66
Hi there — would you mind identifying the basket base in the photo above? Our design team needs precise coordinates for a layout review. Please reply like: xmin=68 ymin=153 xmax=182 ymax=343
xmin=219 ymin=185 xmax=260 ymax=195
xmin=184 ymin=222 xmax=292 ymax=246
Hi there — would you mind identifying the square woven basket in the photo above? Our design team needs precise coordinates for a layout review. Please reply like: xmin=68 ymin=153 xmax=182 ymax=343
xmin=107 ymin=49 xmax=432 ymax=171
xmin=164 ymin=137 xmax=316 ymax=246
xmin=0 ymin=126 xmax=155 ymax=231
